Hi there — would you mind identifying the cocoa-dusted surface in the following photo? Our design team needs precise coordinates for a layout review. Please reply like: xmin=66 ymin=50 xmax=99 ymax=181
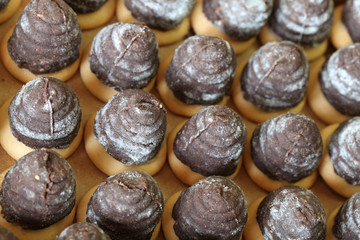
xmin=257 ymin=185 xmax=327 ymax=240
xmin=173 ymin=105 xmax=247 ymax=176
xmin=241 ymin=41 xmax=309 ymax=112
xmin=7 ymin=0 xmax=81 ymax=74
xmin=56 ymin=222 xmax=111 ymax=240
xmin=0 ymin=1 xmax=348 ymax=239
xmin=269 ymin=0 xmax=334 ymax=47
xmin=0 ymin=149 xmax=76 ymax=229
xmin=89 ymin=22 xmax=159 ymax=91
xmin=203 ymin=0 xmax=273 ymax=41
xmin=166 ymin=35 xmax=236 ymax=105
xmin=0 ymin=0 xmax=9 ymax=10
xmin=172 ymin=176 xmax=248 ymax=240
xmin=0 ymin=226 xmax=18 ymax=240
xmin=64 ymin=0 xmax=107 ymax=14
xmin=86 ymin=170 xmax=164 ymax=240
xmin=124 ymin=0 xmax=195 ymax=30
xmin=251 ymin=113 xmax=323 ymax=182
xmin=328 ymin=117 xmax=360 ymax=185
xmin=333 ymin=192 xmax=360 ymax=239
xmin=94 ymin=89 xmax=166 ymax=165
xmin=342 ymin=0 xmax=360 ymax=43
xmin=9 ymin=77 xmax=82 ymax=149
xmin=319 ymin=43 xmax=360 ymax=116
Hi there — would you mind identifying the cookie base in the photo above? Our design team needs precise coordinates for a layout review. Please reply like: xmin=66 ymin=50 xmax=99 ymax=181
xmin=162 ymin=191 xmax=182 ymax=240
xmin=190 ymin=0 xmax=256 ymax=55
xmin=167 ymin=120 xmax=242 ymax=186
xmin=116 ymin=0 xmax=191 ymax=46
xmin=0 ymin=27 xmax=81 ymax=83
xmin=325 ymin=205 xmax=341 ymax=240
xmin=76 ymin=184 xmax=161 ymax=240
xmin=0 ymin=0 xmax=21 ymax=24
xmin=0 ymin=98 xmax=84 ymax=160
xmin=232 ymin=81 xmax=306 ymax=123
xmin=259 ymin=24 xmax=328 ymax=62
xmin=80 ymin=46 xmax=156 ymax=102
xmin=330 ymin=5 xmax=353 ymax=50
xmin=84 ymin=113 xmax=167 ymax=176
xmin=319 ymin=124 xmax=360 ymax=198
xmin=157 ymin=55 xmax=230 ymax=117
xmin=76 ymin=0 xmax=116 ymax=30
xmin=243 ymin=196 xmax=266 ymax=240
xmin=0 ymin=169 xmax=76 ymax=240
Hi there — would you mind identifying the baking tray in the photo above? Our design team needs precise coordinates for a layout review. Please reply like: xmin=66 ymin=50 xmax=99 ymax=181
xmin=0 ymin=1 xmax=347 ymax=239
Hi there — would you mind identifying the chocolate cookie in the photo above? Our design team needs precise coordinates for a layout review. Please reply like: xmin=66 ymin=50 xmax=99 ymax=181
xmin=251 ymin=113 xmax=323 ymax=182
xmin=0 ymin=149 xmax=76 ymax=229
xmin=56 ymin=222 xmax=110 ymax=240
xmin=333 ymin=192 xmax=360 ymax=239
xmin=342 ymin=0 xmax=360 ymax=43
xmin=64 ymin=0 xmax=107 ymax=13
xmin=241 ymin=41 xmax=309 ymax=112
xmin=7 ymin=0 xmax=81 ymax=74
xmin=203 ymin=0 xmax=273 ymax=41
xmin=257 ymin=185 xmax=326 ymax=240
xmin=319 ymin=43 xmax=360 ymax=116
xmin=94 ymin=89 xmax=166 ymax=165
xmin=89 ymin=22 xmax=159 ymax=91
xmin=0 ymin=0 xmax=9 ymax=10
xmin=172 ymin=176 xmax=248 ymax=239
xmin=124 ymin=0 xmax=195 ymax=30
xmin=269 ymin=0 xmax=334 ymax=47
xmin=86 ymin=170 xmax=164 ymax=240
xmin=256 ymin=185 xmax=326 ymax=240
xmin=173 ymin=105 xmax=247 ymax=176
xmin=328 ymin=117 xmax=360 ymax=185
xmin=0 ymin=226 xmax=18 ymax=240
xmin=166 ymin=35 xmax=236 ymax=105
xmin=8 ymin=77 xmax=82 ymax=149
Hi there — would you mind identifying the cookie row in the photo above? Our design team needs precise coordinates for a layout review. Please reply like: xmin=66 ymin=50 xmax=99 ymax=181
xmin=1 ymin=76 xmax=359 ymax=197
xmin=2 ymin=0 xmax=356 ymax=82
xmin=0 ymin=150 xmax=358 ymax=240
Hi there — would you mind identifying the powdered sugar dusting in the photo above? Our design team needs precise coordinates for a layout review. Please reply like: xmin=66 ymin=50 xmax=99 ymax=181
xmin=94 ymin=89 xmax=166 ymax=165
xmin=9 ymin=77 xmax=81 ymax=148
xmin=0 ymin=149 xmax=76 ymax=229
xmin=342 ymin=0 xmax=360 ymax=42
xmin=258 ymin=186 xmax=326 ymax=240
xmin=174 ymin=105 xmax=247 ymax=176
xmin=329 ymin=117 xmax=360 ymax=185
xmin=172 ymin=176 xmax=247 ymax=239
xmin=253 ymin=113 xmax=322 ymax=182
xmin=166 ymin=35 xmax=236 ymax=105
xmin=320 ymin=43 xmax=360 ymax=115
xmin=204 ymin=0 xmax=273 ymax=41
xmin=332 ymin=192 xmax=360 ymax=238
xmin=269 ymin=0 xmax=333 ymax=47
xmin=8 ymin=0 xmax=81 ymax=74
xmin=90 ymin=22 xmax=159 ymax=91
xmin=86 ymin=171 xmax=164 ymax=239
xmin=124 ymin=0 xmax=196 ymax=30
xmin=322 ymin=44 xmax=360 ymax=99
xmin=242 ymin=41 xmax=309 ymax=111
